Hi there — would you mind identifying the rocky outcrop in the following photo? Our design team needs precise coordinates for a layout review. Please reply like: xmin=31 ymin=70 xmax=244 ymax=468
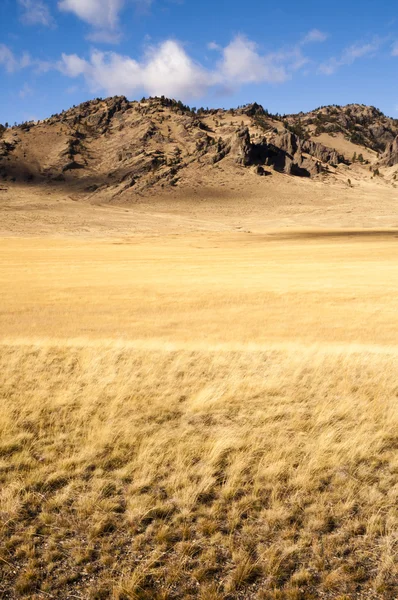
xmin=263 ymin=130 xmax=347 ymax=175
xmin=231 ymin=128 xmax=319 ymax=177
xmin=299 ymin=157 xmax=322 ymax=177
xmin=270 ymin=131 xmax=345 ymax=166
xmin=379 ymin=135 xmax=398 ymax=167
xmin=242 ymin=103 xmax=266 ymax=117
xmin=231 ymin=127 xmax=253 ymax=166
xmin=211 ymin=138 xmax=231 ymax=164
xmin=301 ymin=140 xmax=344 ymax=166
xmin=271 ymin=132 xmax=301 ymax=157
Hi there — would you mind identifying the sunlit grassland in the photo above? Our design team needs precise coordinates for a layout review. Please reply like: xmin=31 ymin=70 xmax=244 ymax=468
xmin=1 ymin=232 xmax=398 ymax=598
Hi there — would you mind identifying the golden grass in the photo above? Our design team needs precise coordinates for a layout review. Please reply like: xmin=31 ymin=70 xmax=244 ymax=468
xmin=1 ymin=342 xmax=397 ymax=598
xmin=1 ymin=232 xmax=398 ymax=598
xmin=1 ymin=232 xmax=398 ymax=345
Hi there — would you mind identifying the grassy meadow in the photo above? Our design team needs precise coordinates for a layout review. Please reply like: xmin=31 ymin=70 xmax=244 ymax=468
xmin=1 ymin=231 xmax=398 ymax=599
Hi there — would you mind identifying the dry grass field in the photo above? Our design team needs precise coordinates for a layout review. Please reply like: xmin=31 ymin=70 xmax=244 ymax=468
xmin=2 ymin=73 xmax=398 ymax=600
xmin=1 ymin=231 xmax=398 ymax=345
xmin=1 ymin=229 xmax=398 ymax=598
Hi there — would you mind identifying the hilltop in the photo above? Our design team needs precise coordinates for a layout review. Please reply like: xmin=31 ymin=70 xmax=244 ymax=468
xmin=284 ymin=103 xmax=398 ymax=153
xmin=1 ymin=97 xmax=397 ymax=204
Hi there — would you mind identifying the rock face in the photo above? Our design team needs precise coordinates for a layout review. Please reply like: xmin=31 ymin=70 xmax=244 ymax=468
xmin=268 ymin=132 xmax=345 ymax=167
xmin=229 ymin=128 xmax=339 ymax=177
xmin=379 ymin=136 xmax=398 ymax=167
xmin=272 ymin=132 xmax=300 ymax=157
xmin=301 ymin=140 xmax=343 ymax=166
xmin=232 ymin=127 xmax=253 ymax=165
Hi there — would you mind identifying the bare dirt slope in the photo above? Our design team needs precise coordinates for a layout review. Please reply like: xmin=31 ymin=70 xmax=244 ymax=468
xmin=1 ymin=172 xmax=397 ymax=238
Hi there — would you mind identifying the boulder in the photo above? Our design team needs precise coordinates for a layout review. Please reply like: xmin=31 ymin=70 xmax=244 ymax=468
xmin=252 ymin=165 xmax=270 ymax=176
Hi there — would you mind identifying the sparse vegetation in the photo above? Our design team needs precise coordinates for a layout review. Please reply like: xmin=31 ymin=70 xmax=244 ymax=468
xmin=1 ymin=341 xmax=398 ymax=599
xmin=1 ymin=234 xmax=398 ymax=598
xmin=283 ymin=120 xmax=309 ymax=140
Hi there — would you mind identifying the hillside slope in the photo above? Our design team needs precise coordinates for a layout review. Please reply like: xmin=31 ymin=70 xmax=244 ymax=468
xmin=1 ymin=97 xmax=397 ymax=203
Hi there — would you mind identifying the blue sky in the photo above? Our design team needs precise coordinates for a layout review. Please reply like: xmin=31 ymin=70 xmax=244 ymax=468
xmin=0 ymin=0 xmax=397 ymax=124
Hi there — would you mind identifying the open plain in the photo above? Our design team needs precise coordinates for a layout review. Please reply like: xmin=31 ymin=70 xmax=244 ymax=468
xmin=1 ymin=188 xmax=398 ymax=599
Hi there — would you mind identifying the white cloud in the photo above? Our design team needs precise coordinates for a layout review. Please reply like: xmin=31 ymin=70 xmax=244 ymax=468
xmin=0 ymin=45 xmax=18 ymax=73
xmin=59 ymin=41 xmax=210 ymax=97
xmin=319 ymin=40 xmax=380 ymax=75
xmin=0 ymin=45 xmax=32 ymax=73
xmin=392 ymin=41 xmax=398 ymax=56
xmin=58 ymin=0 xmax=153 ymax=42
xmin=272 ymin=47 xmax=309 ymax=72
xmin=207 ymin=42 xmax=221 ymax=51
xmin=18 ymin=0 xmax=54 ymax=27
xmin=58 ymin=0 xmax=124 ymax=34
xmin=60 ymin=53 xmax=89 ymax=77
xmin=218 ymin=36 xmax=288 ymax=85
xmin=57 ymin=35 xmax=306 ymax=99
xmin=343 ymin=41 xmax=380 ymax=62
xmin=301 ymin=29 xmax=328 ymax=44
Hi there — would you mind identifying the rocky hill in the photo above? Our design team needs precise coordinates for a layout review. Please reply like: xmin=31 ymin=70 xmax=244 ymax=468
xmin=284 ymin=104 xmax=398 ymax=154
xmin=0 ymin=97 xmax=397 ymax=201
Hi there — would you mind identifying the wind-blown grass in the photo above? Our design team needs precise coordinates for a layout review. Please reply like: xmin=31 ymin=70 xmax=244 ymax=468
xmin=1 ymin=341 xmax=397 ymax=599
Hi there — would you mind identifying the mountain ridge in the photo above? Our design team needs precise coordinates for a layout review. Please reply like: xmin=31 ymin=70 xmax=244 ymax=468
xmin=1 ymin=96 xmax=397 ymax=201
